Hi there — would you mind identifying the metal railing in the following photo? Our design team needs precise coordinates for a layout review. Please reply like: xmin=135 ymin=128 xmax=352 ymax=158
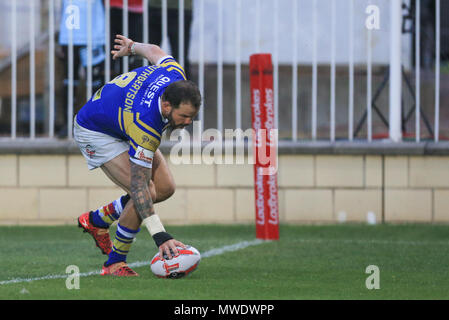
xmin=0 ymin=0 xmax=445 ymax=144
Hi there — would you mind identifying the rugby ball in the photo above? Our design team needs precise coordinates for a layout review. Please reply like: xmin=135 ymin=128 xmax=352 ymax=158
xmin=150 ymin=245 xmax=201 ymax=279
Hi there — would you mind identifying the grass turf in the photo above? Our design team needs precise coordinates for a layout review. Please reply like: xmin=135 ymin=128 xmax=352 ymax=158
xmin=0 ymin=224 xmax=448 ymax=300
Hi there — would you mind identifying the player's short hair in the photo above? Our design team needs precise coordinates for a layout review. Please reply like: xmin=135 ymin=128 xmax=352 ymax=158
xmin=162 ymin=80 xmax=201 ymax=110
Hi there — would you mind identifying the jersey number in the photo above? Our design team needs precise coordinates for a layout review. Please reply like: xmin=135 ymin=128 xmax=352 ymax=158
xmin=92 ymin=71 xmax=137 ymax=101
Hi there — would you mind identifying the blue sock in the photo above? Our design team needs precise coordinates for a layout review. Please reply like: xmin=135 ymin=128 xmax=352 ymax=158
xmin=105 ymin=223 xmax=140 ymax=266
xmin=91 ymin=194 xmax=130 ymax=228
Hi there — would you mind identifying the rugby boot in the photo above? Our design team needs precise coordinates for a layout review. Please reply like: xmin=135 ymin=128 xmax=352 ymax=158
xmin=78 ymin=211 xmax=112 ymax=255
xmin=101 ymin=262 xmax=139 ymax=277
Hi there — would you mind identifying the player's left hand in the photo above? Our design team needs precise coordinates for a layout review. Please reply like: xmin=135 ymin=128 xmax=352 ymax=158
xmin=159 ymin=239 xmax=186 ymax=260
xmin=111 ymin=34 xmax=133 ymax=60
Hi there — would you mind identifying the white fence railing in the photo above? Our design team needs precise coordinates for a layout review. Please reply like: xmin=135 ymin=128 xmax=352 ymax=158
xmin=0 ymin=0 xmax=445 ymax=144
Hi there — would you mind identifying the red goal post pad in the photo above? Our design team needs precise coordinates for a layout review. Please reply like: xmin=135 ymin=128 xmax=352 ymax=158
xmin=249 ymin=53 xmax=279 ymax=241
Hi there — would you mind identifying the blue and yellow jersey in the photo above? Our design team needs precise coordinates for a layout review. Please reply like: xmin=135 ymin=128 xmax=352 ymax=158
xmin=76 ymin=56 xmax=186 ymax=167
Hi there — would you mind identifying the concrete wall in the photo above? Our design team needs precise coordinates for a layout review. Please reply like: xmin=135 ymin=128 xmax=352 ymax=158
xmin=1 ymin=152 xmax=449 ymax=225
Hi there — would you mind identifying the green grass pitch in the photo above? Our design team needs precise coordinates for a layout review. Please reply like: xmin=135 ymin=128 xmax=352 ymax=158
xmin=0 ymin=224 xmax=448 ymax=300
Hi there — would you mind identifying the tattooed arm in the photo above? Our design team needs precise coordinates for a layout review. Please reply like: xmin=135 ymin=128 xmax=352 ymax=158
xmin=129 ymin=159 xmax=155 ymax=220
xmin=129 ymin=160 xmax=185 ymax=259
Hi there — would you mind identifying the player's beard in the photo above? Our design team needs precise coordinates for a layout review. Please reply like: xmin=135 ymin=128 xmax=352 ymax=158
xmin=166 ymin=109 xmax=189 ymax=131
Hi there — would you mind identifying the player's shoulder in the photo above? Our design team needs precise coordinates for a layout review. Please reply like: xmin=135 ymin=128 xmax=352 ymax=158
xmin=156 ymin=55 xmax=187 ymax=80
xmin=156 ymin=55 xmax=177 ymax=65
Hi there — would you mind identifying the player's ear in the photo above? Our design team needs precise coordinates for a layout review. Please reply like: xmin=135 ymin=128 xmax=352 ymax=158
xmin=161 ymin=100 xmax=172 ymax=114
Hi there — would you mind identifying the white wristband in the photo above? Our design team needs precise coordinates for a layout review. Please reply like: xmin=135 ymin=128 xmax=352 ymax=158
xmin=142 ymin=215 xmax=166 ymax=236
xmin=131 ymin=42 xmax=136 ymax=55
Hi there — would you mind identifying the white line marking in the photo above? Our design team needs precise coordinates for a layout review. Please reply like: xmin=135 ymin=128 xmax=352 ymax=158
xmin=0 ymin=239 xmax=266 ymax=286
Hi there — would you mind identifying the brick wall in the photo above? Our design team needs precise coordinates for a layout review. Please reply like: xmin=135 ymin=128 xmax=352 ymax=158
xmin=1 ymin=153 xmax=449 ymax=225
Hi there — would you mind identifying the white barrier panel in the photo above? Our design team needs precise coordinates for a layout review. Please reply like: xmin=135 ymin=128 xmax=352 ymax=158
xmin=435 ymin=0 xmax=441 ymax=142
xmin=49 ymin=0 xmax=56 ymax=138
xmin=415 ymin=0 xmax=421 ymax=143
xmin=10 ymin=0 xmax=17 ymax=139
xmin=389 ymin=0 xmax=402 ymax=143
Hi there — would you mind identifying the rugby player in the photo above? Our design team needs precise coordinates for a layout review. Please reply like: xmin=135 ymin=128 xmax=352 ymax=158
xmin=75 ymin=34 xmax=201 ymax=276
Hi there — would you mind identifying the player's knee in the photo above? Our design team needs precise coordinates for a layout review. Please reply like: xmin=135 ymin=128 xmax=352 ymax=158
xmin=166 ymin=181 xmax=176 ymax=199
xmin=157 ymin=181 xmax=175 ymax=203
xmin=163 ymin=181 xmax=176 ymax=201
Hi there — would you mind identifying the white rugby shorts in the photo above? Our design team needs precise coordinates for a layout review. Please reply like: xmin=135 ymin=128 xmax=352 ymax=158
xmin=73 ymin=116 xmax=129 ymax=170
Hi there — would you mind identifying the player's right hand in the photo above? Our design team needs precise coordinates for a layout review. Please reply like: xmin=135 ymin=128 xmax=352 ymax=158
xmin=159 ymin=239 xmax=186 ymax=260
xmin=111 ymin=34 xmax=133 ymax=60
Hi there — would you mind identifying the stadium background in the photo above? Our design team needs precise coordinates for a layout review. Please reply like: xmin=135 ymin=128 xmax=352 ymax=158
xmin=0 ymin=0 xmax=448 ymax=226
xmin=0 ymin=0 xmax=449 ymax=302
